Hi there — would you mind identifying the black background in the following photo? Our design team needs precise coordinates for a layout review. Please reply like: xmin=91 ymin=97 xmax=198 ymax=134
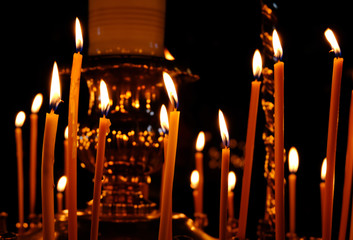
xmin=1 ymin=0 xmax=353 ymax=239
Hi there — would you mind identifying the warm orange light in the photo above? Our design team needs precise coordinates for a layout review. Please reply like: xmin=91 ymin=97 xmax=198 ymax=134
xmin=190 ymin=170 xmax=199 ymax=189
xmin=50 ymin=62 xmax=61 ymax=110
xmin=218 ymin=109 xmax=229 ymax=147
xmin=228 ymin=171 xmax=236 ymax=192
xmin=195 ymin=131 xmax=205 ymax=152
xmin=64 ymin=126 xmax=69 ymax=140
xmin=75 ymin=17 xmax=83 ymax=52
xmin=288 ymin=147 xmax=299 ymax=173
xmin=160 ymin=104 xmax=169 ymax=134
xmin=163 ymin=72 xmax=178 ymax=109
xmin=252 ymin=49 xmax=262 ymax=79
xmin=321 ymin=158 xmax=327 ymax=181
xmin=272 ymin=29 xmax=283 ymax=60
xmin=15 ymin=111 xmax=26 ymax=128
xmin=57 ymin=176 xmax=67 ymax=192
xmin=100 ymin=80 xmax=110 ymax=115
xmin=324 ymin=28 xmax=341 ymax=57
xmin=164 ymin=48 xmax=175 ymax=61
xmin=31 ymin=93 xmax=43 ymax=113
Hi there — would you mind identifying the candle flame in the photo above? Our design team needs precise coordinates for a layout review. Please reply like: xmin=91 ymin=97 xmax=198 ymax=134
xmin=57 ymin=176 xmax=67 ymax=192
xmin=228 ymin=171 xmax=236 ymax=192
xmin=272 ymin=29 xmax=283 ymax=60
xmin=218 ymin=109 xmax=229 ymax=147
xmin=324 ymin=28 xmax=341 ymax=57
xmin=75 ymin=17 xmax=83 ymax=52
xmin=252 ymin=49 xmax=262 ymax=79
xmin=31 ymin=93 xmax=43 ymax=113
xmin=195 ymin=131 xmax=205 ymax=152
xmin=50 ymin=62 xmax=61 ymax=111
xmin=190 ymin=170 xmax=199 ymax=189
xmin=100 ymin=80 xmax=110 ymax=116
xmin=163 ymin=72 xmax=178 ymax=109
xmin=15 ymin=111 xmax=26 ymax=127
xmin=321 ymin=158 xmax=327 ymax=181
xmin=164 ymin=48 xmax=175 ymax=61
xmin=160 ymin=104 xmax=169 ymax=134
xmin=288 ymin=147 xmax=299 ymax=173
xmin=64 ymin=126 xmax=68 ymax=139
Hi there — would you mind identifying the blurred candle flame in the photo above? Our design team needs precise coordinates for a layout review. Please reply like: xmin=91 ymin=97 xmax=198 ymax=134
xmin=272 ymin=29 xmax=283 ymax=60
xmin=49 ymin=62 xmax=61 ymax=111
xmin=164 ymin=48 xmax=175 ymax=61
xmin=57 ymin=176 xmax=67 ymax=192
xmin=163 ymin=72 xmax=178 ymax=109
xmin=324 ymin=28 xmax=341 ymax=57
xmin=190 ymin=170 xmax=199 ymax=189
xmin=160 ymin=104 xmax=169 ymax=134
xmin=31 ymin=93 xmax=43 ymax=113
xmin=100 ymin=80 xmax=110 ymax=116
xmin=252 ymin=49 xmax=262 ymax=79
xmin=75 ymin=17 xmax=83 ymax=52
xmin=228 ymin=171 xmax=236 ymax=192
xmin=64 ymin=126 xmax=68 ymax=139
xmin=288 ymin=147 xmax=299 ymax=173
xmin=195 ymin=131 xmax=205 ymax=152
xmin=15 ymin=111 xmax=26 ymax=128
xmin=321 ymin=158 xmax=327 ymax=181
xmin=218 ymin=109 xmax=229 ymax=147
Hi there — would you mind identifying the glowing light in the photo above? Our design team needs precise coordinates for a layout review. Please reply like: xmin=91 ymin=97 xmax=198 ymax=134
xmin=159 ymin=104 xmax=169 ymax=134
xmin=272 ymin=29 xmax=283 ymax=60
xmin=321 ymin=158 xmax=327 ymax=181
xmin=15 ymin=111 xmax=26 ymax=128
xmin=100 ymin=80 xmax=110 ymax=116
xmin=49 ymin=62 xmax=61 ymax=110
xmin=75 ymin=17 xmax=83 ymax=52
xmin=288 ymin=147 xmax=299 ymax=173
xmin=31 ymin=93 xmax=43 ymax=113
xmin=324 ymin=28 xmax=341 ymax=57
xmin=218 ymin=109 xmax=229 ymax=147
xmin=163 ymin=72 xmax=178 ymax=109
xmin=190 ymin=170 xmax=199 ymax=189
xmin=195 ymin=131 xmax=205 ymax=152
xmin=252 ymin=49 xmax=262 ymax=79
xmin=64 ymin=126 xmax=68 ymax=140
xmin=228 ymin=171 xmax=236 ymax=192
xmin=57 ymin=176 xmax=67 ymax=192
xmin=164 ymin=48 xmax=175 ymax=61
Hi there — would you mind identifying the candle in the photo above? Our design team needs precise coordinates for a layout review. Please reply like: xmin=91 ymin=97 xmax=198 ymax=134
xmin=321 ymin=158 xmax=327 ymax=239
xmin=158 ymin=72 xmax=180 ymax=240
xmin=195 ymin=131 xmax=205 ymax=214
xmin=218 ymin=109 xmax=230 ymax=240
xmin=288 ymin=147 xmax=299 ymax=237
xmin=338 ymin=90 xmax=353 ymax=240
xmin=64 ymin=126 xmax=69 ymax=210
xmin=272 ymin=29 xmax=285 ymax=240
xmin=15 ymin=111 xmax=26 ymax=235
xmin=41 ymin=61 xmax=61 ymax=240
xmin=228 ymin=171 xmax=236 ymax=220
xmin=67 ymin=17 xmax=83 ymax=240
xmin=238 ymin=49 xmax=262 ymax=240
xmin=57 ymin=176 xmax=67 ymax=213
xmin=90 ymin=80 xmax=111 ymax=240
xmin=29 ymin=93 xmax=43 ymax=217
xmin=323 ymin=28 xmax=343 ymax=240
xmin=190 ymin=170 xmax=201 ymax=214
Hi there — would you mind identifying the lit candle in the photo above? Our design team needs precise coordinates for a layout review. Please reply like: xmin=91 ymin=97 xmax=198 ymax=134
xmin=238 ymin=49 xmax=262 ymax=240
xmin=158 ymin=72 xmax=180 ymax=240
xmin=228 ymin=171 xmax=236 ymax=220
xmin=190 ymin=170 xmax=201 ymax=214
xmin=323 ymin=28 xmax=343 ymax=240
xmin=288 ymin=147 xmax=299 ymax=237
xmin=90 ymin=80 xmax=111 ymax=240
xmin=15 ymin=111 xmax=26 ymax=235
xmin=321 ymin=158 xmax=327 ymax=239
xmin=41 ymin=61 xmax=61 ymax=240
xmin=338 ymin=90 xmax=353 ymax=240
xmin=57 ymin=176 xmax=67 ymax=213
xmin=218 ymin=109 xmax=230 ymax=240
xmin=29 ymin=93 xmax=43 ymax=217
xmin=64 ymin=126 xmax=69 ymax=210
xmin=195 ymin=131 xmax=205 ymax=214
xmin=67 ymin=17 xmax=83 ymax=240
xmin=273 ymin=29 xmax=285 ymax=240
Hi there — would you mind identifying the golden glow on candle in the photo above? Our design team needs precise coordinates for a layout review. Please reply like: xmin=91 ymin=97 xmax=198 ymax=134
xmin=163 ymin=72 xmax=178 ymax=109
xmin=288 ymin=147 xmax=299 ymax=173
xmin=57 ymin=176 xmax=67 ymax=192
xmin=15 ymin=111 xmax=26 ymax=128
xmin=64 ymin=126 xmax=68 ymax=139
xmin=160 ymin=104 xmax=169 ymax=134
xmin=228 ymin=171 xmax=236 ymax=192
xmin=218 ymin=109 xmax=229 ymax=147
xmin=31 ymin=93 xmax=43 ymax=113
xmin=272 ymin=29 xmax=283 ymax=60
xmin=252 ymin=49 xmax=262 ymax=79
xmin=50 ymin=62 xmax=61 ymax=110
xmin=190 ymin=170 xmax=199 ymax=189
xmin=164 ymin=48 xmax=175 ymax=61
xmin=325 ymin=28 xmax=341 ymax=56
xmin=321 ymin=158 xmax=327 ymax=181
xmin=75 ymin=17 xmax=83 ymax=52
xmin=195 ymin=131 xmax=205 ymax=152
xmin=100 ymin=80 xmax=110 ymax=115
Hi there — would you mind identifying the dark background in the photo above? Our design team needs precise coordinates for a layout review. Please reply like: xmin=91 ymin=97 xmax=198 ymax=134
xmin=1 ymin=0 xmax=353 ymax=239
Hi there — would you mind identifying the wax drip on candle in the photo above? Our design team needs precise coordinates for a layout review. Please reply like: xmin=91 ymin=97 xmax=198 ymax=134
xmin=49 ymin=62 xmax=62 ymax=111
xmin=163 ymin=72 xmax=179 ymax=109
xmin=75 ymin=17 xmax=83 ymax=53
xmin=325 ymin=28 xmax=341 ymax=57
